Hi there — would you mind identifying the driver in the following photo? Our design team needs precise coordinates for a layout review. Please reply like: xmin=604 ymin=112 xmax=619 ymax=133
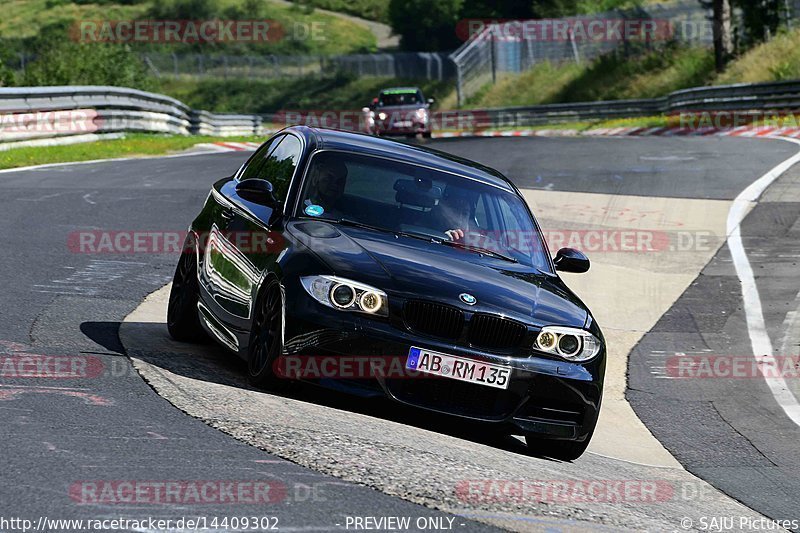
xmin=304 ymin=154 xmax=348 ymax=218
xmin=435 ymin=188 xmax=475 ymax=242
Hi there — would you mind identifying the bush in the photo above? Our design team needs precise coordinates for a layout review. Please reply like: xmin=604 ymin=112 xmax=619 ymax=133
xmin=147 ymin=0 xmax=217 ymax=20
xmin=21 ymin=23 xmax=154 ymax=89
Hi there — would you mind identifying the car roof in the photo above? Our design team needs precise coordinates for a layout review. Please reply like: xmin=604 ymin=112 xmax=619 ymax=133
xmin=290 ymin=126 xmax=515 ymax=192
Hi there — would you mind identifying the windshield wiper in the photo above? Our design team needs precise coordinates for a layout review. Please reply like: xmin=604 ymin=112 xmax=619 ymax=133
xmin=335 ymin=218 xmax=441 ymax=243
xmin=439 ymin=240 xmax=518 ymax=263
xmin=334 ymin=218 xmax=392 ymax=234
xmin=333 ymin=218 xmax=517 ymax=262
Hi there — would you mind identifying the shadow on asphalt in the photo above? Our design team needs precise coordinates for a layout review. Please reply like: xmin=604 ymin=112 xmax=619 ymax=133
xmin=83 ymin=319 xmax=568 ymax=462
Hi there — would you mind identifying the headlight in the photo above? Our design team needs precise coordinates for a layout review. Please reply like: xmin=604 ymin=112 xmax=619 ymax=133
xmin=415 ymin=108 xmax=428 ymax=121
xmin=533 ymin=326 xmax=601 ymax=362
xmin=377 ymin=112 xmax=387 ymax=120
xmin=300 ymin=275 xmax=388 ymax=316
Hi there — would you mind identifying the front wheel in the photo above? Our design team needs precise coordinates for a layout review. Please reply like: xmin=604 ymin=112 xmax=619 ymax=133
xmin=167 ymin=249 xmax=207 ymax=342
xmin=248 ymin=280 xmax=289 ymax=390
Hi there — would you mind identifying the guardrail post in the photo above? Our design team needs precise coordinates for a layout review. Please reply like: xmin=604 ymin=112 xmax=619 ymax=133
xmin=455 ymin=64 xmax=463 ymax=108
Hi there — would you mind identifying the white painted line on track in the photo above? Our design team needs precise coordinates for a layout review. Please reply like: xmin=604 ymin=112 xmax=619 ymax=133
xmin=728 ymin=136 xmax=800 ymax=426
xmin=0 ymin=146 xmax=235 ymax=175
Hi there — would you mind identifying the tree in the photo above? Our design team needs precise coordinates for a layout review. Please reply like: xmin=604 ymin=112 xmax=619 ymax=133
xmin=708 ymin=0 xmax=734 ymax=71
xmin=734 ymin=0 xmax=782 ymax=44
xmin=389 ymin=0 xmax=464 ymax=51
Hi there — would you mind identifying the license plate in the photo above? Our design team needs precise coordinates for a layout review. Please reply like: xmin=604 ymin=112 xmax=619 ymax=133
xmin=406 ymin=347 xmax=511 ymax=390
xmin=394 ymin=120 xmax=412 ymax=127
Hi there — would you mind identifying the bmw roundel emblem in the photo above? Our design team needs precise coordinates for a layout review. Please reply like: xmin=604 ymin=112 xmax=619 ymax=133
xmin=459 ymin=293 xmax=477 ymax=305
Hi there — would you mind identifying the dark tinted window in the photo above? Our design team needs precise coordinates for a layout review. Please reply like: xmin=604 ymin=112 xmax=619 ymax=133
xmin=239 ymin=135 xmax=284 ymax=181
xmin=264 ymin=135 xmax=302 ymax=202
xmin=239 ymin=134 xmax=302 ymax=203
xmin=379 ymin=91 xmax=423 ymax=106
xmin=298 ymin=151 xmax=550 ymax=270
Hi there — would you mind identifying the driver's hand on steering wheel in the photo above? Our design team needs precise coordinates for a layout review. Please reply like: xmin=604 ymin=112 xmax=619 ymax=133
xmin=445 ymin=228 xmax=465 ymax=241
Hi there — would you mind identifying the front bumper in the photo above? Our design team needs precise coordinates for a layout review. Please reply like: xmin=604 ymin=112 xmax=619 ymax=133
xmin=375 ymin=119 xmax=430 ymax=136
xmin=283 ymin=283 xmax=604 ymax=442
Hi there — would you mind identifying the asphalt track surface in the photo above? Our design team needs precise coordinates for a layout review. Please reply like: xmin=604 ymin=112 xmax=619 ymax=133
xmin=0 ymin=136 xmax=798 ymax=531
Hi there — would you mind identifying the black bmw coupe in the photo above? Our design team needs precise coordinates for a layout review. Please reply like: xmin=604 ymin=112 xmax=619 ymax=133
xmin=167 ymin=126 xmax=605 ymax=460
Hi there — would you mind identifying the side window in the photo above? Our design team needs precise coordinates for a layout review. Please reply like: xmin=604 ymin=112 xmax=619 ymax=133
xmin=497 ymin=195 xmax=541 ymax=255
xmin=474 ymin=194 xmax=490 ymax=229
xmin=239 ymin=135 xmax=284 ymax=181
xmin=262 ymin=135 xmax=302 ymax=203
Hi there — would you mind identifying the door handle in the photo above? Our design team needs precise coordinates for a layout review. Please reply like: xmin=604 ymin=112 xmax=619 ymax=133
xmin=220 ymin=208 xmax=234 ymax=221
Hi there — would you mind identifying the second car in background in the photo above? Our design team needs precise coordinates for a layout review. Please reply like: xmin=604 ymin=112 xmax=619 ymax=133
xmin=363 ymin=87 xmax=434 ymax=138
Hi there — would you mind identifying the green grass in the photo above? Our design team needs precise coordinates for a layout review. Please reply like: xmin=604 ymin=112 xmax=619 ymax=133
xmin=0 ymin=133 xmax=262 ymax=170
xmin=205 ymin=0 xmax=377 ymax=54
xmin=468 ymin=44 xmax=715 ymax=108
xmin=157 ymin=74 xmax=453 ymax=113
xmin=2 ymin=0 xmax=376 ymax=55
xmin=715 ymin=28 xmax=800 ymax=84
xmin=288 ymin=0 xmax=389 ymax=23
xmin=467 ymin=26 xmax=800 ymax=111
xmin=2 ymin=0 xmax=148 ymax=38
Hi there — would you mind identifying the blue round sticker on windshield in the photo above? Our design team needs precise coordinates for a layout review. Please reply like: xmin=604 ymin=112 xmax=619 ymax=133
xmin=305 ymin=204 xmax=324 ymax=217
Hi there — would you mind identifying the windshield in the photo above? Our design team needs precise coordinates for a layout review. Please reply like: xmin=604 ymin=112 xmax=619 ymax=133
xmin=297 ymin=151 xmax=552 ymax=270
xmin=379 ymin=91 xmax=423 ymax=106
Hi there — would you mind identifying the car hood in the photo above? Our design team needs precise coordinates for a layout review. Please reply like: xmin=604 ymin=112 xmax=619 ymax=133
xmin=289 ymin=221 xmax=588 ymax=328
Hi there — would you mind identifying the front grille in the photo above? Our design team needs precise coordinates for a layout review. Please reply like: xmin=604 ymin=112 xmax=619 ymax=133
xmin=468 ymin=313 xmax=527 ymax=351
xmin=403 ymin=300 xmax=464 ymax=340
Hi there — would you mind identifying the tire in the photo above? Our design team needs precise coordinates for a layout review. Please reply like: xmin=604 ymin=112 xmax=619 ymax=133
xmin=167 ymin=249 xmax=208 ymax=342
xmin=524 ymin=434 xmax=591 ymax=461
xmin=247 ymin=279 xmax=290 ymax=390
xmin=422 ymin=131 xmax=432 ymax=139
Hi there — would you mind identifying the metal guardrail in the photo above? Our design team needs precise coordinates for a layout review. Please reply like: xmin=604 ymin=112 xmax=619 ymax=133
xmin=4 ymin=80 xmax=800 ymax=146
xmin=0 ymin=86 xmax=263 ymax=143
xmin=475 ymin=79 xmax=800 ymax=128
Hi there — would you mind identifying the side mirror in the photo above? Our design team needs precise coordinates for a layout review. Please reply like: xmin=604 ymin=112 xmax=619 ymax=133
xmin=553 ymin=247 xmax=590 ymax=273
xmin=427 ymin=98 xmax=435 ymax=105
xmin=362 ymin=106 xmax=371 ymax=113
xmin=235 ymin=179 xmax=279 ymax=207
